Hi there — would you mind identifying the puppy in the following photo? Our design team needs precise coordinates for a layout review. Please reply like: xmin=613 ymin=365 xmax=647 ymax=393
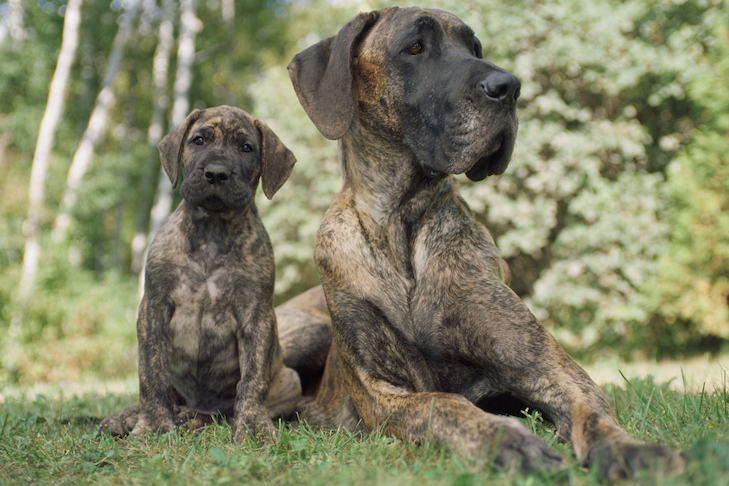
xmin=100 ymin=106 xmax=300 ymax=442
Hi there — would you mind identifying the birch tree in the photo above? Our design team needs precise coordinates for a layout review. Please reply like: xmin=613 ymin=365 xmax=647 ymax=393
xmin=18 ymin=0 xmax=83 ymax=300
xmin=53 ymin=0 xmax=142 ymax=241
xmin=221 ymin=0 xmax=234 ymax=26
xmin=5 ymin=0 xmax=27 ymax=50
xmin=130 ymin=0 xmax=176 ymax=273
xmin=146 ymin=0 xmax=200 ymax=242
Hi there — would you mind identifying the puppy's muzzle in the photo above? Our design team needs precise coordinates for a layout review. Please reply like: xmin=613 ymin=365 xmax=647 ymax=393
xmin=204 ymin=164 xmax=230 ymax=185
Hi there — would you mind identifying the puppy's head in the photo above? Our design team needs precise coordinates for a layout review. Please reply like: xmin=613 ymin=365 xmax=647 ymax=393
xmin=158 ymin=106 xmax=296 ymax=212
xmin=288 ymin=7 xmax=519 ymax=182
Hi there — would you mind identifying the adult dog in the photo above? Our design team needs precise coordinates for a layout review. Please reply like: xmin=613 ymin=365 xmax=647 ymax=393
xmin=99 ymin=106 xmax=300 ymax=442
xmin=282 ymin=7 xmax=684 ymax=479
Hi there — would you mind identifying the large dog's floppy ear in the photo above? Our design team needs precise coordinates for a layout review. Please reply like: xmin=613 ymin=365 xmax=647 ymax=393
xmin=157 ymin=109 xmax=203 ymax=188
xmin=255 ymin=119 xmax=297 ymax=200
xmin=287 ymin=11 xmax=379 ymax=140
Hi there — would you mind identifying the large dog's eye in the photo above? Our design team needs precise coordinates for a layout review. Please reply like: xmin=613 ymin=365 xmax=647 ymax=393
xmin=241 ymin=143 xmax=253 ymax=153
xmin=405 ymin=41 xmax=424 ymax=55
xmin=193 ymin=136 xmax=204 ymax=145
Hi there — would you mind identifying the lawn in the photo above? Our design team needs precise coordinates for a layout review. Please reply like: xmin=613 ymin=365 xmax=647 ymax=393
xmin=1 ymin=371 xmax=728 ymax=486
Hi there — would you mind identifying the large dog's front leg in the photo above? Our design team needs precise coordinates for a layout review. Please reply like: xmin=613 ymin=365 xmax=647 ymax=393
xmin=361 ymin=384 xmax=565 ymax=471
xmin=326 ymin=289 xmax=565 ymax=472
xmin=445 ymin=275 xmax=685 ymax=480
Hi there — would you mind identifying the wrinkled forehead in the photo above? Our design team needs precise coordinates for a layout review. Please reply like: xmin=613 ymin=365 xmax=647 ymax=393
xmin=360 ymin=7 xmax=477 ymax=55
xmin=190 ymin=108 xmax=256 ymax=140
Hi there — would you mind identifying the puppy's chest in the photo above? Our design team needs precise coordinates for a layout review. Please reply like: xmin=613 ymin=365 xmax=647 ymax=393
xmin=168 ymin=245 xmax=253 ymax=358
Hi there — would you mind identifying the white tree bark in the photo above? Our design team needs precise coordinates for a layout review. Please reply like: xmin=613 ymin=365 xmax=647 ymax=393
xmin=138 ymin=0 xmax=199 ymax=298
xmin=18 ymin=0 xmax=83 ymax=300
xmin=6 ymin=0 xmax=27 ymax=49
xmin=146 ymin=0 xmax=200 ymax=242
xmin=130 ymin=0 xmax=176 ymax=274
xmin=221 ymin=0 xmax=234 ymax=26
xmin=53 ymin=0 xmax=142 ymax=241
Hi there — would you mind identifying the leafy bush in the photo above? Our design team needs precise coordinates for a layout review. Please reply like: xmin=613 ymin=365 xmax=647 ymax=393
xmin=643 ymin=8 xmax=729 ymax=352
xmin=1 ymin=0 xmax=728 ymax=386
xmin=448 ymin=0 xmax=727 ymax=356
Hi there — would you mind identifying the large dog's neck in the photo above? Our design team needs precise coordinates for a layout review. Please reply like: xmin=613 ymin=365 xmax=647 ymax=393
xmin=340 ymin=132 xmax=449 ymax=218
xmin=338 ymin=128 xmax=455 ymax=276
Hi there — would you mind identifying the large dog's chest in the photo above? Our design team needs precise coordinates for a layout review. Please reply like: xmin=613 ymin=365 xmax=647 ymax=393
xmin=317 ymin=193 xmax=507 ymax=394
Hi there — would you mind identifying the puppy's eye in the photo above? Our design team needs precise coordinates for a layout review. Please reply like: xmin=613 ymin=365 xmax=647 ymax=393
xmin=193 ymin=136 xmax=204 ymax=145
xmin=241 ymin=143 xmax=253 ymax=153
xmin=405 ymin=41 xmax=424 ymax=55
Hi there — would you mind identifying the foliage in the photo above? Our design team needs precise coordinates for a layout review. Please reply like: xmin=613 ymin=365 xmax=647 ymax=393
xmin=1 ymin=255 xmax=139 ymax=384
xmin=0 ymin=0 xmax=728 ymax=385
xmin=1 ymin=376 xmax=729 ymax=485
xmin=444 ymin=0 xmax=727 ymax=356
xmin=643 ymin=8 xmax=729 ymax=352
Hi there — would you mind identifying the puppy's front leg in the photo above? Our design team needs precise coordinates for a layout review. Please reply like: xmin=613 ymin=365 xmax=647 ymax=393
xmin=232 ymin=303 xmax=279 ymax=442
xmin=131 ymin=294 xmax=178 ymax=436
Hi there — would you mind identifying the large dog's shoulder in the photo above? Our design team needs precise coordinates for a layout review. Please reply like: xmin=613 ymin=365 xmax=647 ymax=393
xmin=314 ymin=188 xmax=370 ymax=282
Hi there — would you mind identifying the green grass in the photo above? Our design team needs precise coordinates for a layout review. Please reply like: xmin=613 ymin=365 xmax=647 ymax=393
xmin=1 ymin=376 xmax=728 ymax=486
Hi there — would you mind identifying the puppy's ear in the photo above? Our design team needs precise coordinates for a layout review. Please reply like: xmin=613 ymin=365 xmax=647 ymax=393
xmin=287 ymin=11 xmax=379 ymax=140
xmin=256 ymin=119 xmax=297 ymax=200
xmin=157 ymin=109 xmax=203 ymax=188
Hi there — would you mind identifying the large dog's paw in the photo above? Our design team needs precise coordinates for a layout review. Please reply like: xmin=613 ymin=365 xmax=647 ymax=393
xmin=489 ymin=416 xmax=565 ymax=472
xmin=588 ymin=439 xmax=685 ymax=481
xmin=98 ymin=405 xmax=140 ymax=437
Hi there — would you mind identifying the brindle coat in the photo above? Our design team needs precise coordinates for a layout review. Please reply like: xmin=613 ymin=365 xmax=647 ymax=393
xmin=280 ymin=7 xmax=684 ymax=479
xmin=99 ymin=106 xmax=300 ymax=441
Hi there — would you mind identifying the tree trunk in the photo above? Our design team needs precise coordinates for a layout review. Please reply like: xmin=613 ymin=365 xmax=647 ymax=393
xmin=130 ymin=0 xmax=176 ymax=274
xmin=6 ymin=0 xmax=27 ymax=50
xmin=146 ymin=0 xmax=200 ymax=242
xmin=53 ymin=0 xmax=142 ymax=241
xmin=140 ymin=0 xmax=199 ymax=298
xmin=221 ymin=0 xmax=234 ymax=26
xmin=18 ymin=0 xmax=83 ymax=301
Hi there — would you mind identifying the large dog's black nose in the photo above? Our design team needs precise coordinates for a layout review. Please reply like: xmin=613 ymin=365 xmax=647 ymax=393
xmin=480 ymin=71 xmax=521 ymax=106
xmin=204 ymin=164 xmax=230 ymax=185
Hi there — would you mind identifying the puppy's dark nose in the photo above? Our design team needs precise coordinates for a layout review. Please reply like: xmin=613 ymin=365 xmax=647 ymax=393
xmin=204 ymin=164 xmax=229 ymax=185
xmin=480 ymin=71 xmax=521 ymax=106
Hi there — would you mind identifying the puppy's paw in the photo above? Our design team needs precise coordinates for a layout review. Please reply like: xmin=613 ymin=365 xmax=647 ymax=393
xmin=589 ymin=440 xmax=685 ymax=481
xmin=489 ymin=416 xmax=565 ymax=472
xmin=98 ymin=405 xmax=140 ymax=437
xmin=172 ymin=405 xmax=217 ymax=433
xmin=233 ymin=415 xmax=278 ymax=444
xmin=129 ymin=413 xmax=176 ymax=437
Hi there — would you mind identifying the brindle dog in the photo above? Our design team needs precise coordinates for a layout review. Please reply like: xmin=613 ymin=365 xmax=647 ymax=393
xmin=281 ymin=7 xmax=684 ymax=479
xmin=99 ymin=106 xmax=300 ymax=442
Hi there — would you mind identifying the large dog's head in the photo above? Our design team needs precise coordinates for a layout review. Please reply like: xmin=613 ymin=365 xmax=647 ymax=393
xmin=288 ymin=7 xmax=520 ymax=181
xmin=158 ymin=106 xmax=296 ymax=212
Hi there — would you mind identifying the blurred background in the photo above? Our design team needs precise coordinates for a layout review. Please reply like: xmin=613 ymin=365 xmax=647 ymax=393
xmin=0 ymin=0 xmax=727 ymax=390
